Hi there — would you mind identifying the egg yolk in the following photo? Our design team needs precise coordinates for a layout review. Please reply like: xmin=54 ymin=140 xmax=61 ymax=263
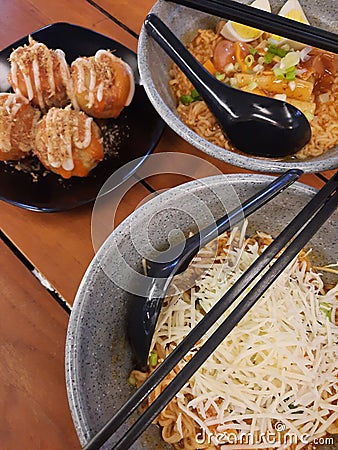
xmin=284 ymin=9 xmax=307 ymax=22
xmin=231 ymin=22 xmax=262 ymax=39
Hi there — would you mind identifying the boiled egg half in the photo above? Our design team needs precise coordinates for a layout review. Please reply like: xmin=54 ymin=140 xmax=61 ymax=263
xmin=220 ymin=0 xmax=271 ymax=42
xmin=269 ymin=0 xmax=310 ymax=49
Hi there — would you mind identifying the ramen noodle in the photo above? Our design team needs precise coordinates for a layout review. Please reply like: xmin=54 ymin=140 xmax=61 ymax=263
xmin=132 ymin=224 xmax=338 ymax=450
xmin=169 ymin=25 xmax=338 ymax=160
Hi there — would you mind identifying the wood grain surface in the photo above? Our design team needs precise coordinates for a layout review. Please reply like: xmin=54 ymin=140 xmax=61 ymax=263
xmin=0 ymin=0 xmax=137 ymax=51
xmin=0 ymin=240 xmax=81 ymax=449
xmin=0 ymin=181 xmax=151 ymax=305
xmin=140 ymin=127 xmax=327 ymax=192
xmin=86 ymin=0 xmax=155 ymax=35
xmin=0 ymin=0 xmax=151 ymax=307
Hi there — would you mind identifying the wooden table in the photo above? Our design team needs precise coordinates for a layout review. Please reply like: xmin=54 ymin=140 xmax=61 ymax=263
xmin=0 ymin=1 xmax=335 ymax=448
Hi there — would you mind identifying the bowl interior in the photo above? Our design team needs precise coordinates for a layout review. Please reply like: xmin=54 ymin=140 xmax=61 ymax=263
xmin=66 ymin=174 xmax=337 ymax=449
xmin=138 ymin=0 xmax=338 ymax=173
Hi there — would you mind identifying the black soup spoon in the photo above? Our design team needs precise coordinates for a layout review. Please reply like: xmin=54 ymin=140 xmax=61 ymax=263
xmin=128 ymin=169 xmax=303 ymax=369
xmin=144 ymin=13 xmax=311 ymax=158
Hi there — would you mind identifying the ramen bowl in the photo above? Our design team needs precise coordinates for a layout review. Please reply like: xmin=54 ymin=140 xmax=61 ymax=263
xmin=138 ymin=0 xmax=338 ymax=173
xmin=66 ymin=174 xmax=337 ymax=449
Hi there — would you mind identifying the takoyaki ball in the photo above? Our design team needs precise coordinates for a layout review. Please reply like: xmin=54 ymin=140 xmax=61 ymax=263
xmin=0 ymin=93 xmax=40 ymax=161
xmin=71 ymin=49 xmax=135 ymax=119
xmin=34 ymin=107 xmax=104 ymax=179
xmin=8 ymin=37 xmax=72 ymax=113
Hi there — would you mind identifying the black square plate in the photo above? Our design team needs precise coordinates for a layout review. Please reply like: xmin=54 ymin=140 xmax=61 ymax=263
xmin=0 ymin=23 xmax=165 ymax=212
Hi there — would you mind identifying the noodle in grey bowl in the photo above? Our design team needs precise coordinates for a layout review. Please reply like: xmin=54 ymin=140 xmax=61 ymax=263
xmin=66 ymin=174 xmax=337 ymax=449
xmin=138 ymin=0 xmax=338 ymax=173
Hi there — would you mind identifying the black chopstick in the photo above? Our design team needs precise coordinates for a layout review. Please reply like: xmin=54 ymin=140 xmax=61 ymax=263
xmin=109 ymin=173 xmax=337 ymax=450
xmin=165 ymin=0 xmax=338 ymax=53
xmin=85 ymin=170 xmax=303 ymax=449
xmin=83 ymin=172 xmax=337 ymax=450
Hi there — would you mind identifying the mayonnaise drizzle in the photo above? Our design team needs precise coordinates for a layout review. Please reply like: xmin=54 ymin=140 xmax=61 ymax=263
xmin=10 ymin=62 xmax=20 ymax=95
xmin=45 ymin=108 xmax=73 ymax=169
xmin=55 ymin=49 xmax=79 ymax=110
xmin=73 ymin=116 xmax=93 ymax=149
xmin=94 ymin=49 xmax=135 ymax=106
xmin=9 ymin=38 xmax=71 ymax=111
xmin=123 ymin=62 xmax=135 ymax=106
xmin=43 ymin=108 xmax=93 ymax=171
xmin=22 ymin=70 xmax=34 ymax=101
xmin=72 ymin=49 xmax=135 ymax=109
xmin=88 ymin=64 xmax=97 ymax=109
xmin=94 ymin=49 xmax=110 ymax=60
xmin=32 ymin=57 xmax=44 ymax=109
xmin=73 ymin=58 xmax=87 ymax=93
xmin=96 ymin=82 xmax=104 ymax=103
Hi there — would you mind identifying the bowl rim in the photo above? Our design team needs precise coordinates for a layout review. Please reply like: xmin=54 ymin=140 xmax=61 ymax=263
xmin=137 ymin=0 xmax=338 ymax=174
xmin=65 ymin=172 xmax=322 ymax=446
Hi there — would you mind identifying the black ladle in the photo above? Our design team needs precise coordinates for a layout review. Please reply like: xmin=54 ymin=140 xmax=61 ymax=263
xmin=128 ymin=169 xmax=303 ymax=369
xmin=144 ymin=13 xmax=311 ymax=158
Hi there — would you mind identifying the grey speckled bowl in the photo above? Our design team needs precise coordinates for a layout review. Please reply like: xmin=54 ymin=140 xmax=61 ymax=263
xmin=138 ymin=0 xmax=338 ymax=173
xmin=66 ymin=174 xmax=337 ymax=449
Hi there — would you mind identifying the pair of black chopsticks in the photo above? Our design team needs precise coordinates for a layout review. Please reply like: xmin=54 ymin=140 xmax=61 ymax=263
xmin=84 ymin=171 xmax=337 ymax=450
xmin=166 ymin=0 xmax=338 ymax=53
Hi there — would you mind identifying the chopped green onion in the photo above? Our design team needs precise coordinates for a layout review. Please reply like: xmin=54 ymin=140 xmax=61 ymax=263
xmin=149 ymin=350 xmax=158 ymax=367
xmin=268 ymin=44 xmax=288 ymax=58
xmin=267 ymin=44 xmax=278 ymax=54
xmin=244 ymin=54 xmax=254 ymax=68
xmin=264 ymin=52 xmax=274 ymax=64
xmin=180 ymin=89 xmax=202 ymax=105
xmin=285 ymin=399 xmax=303 ymax=414
xmin=320 ymin=302 xmax=332 ymax=321
xmin=281 ymin=43 xmax=291 ymax=52
xmin=285 ymin=68 xmax=296 ymax=80
xmin=273 ymin=67 xmax=285 ymax=79
xmin=224 ymin=62 xmax=235 ymax=73
xmin=280 ymin=51 xmax=300 ymax=70
xmin=229 ymin=77 xmax=238 ymax=88
xmin=278 ymin=48 xmax=289 ymax=58
xmin=290 ymin=405 xmax=303 ymax=414
xmin=304 ymin=111 xmax=314 ymax=122
xmin=215 ymin=72 xmax=226 ymax=81
xmin=249 ymin=47 xmax=258 ymax=55
xmin=285 ymin=72 xmax=296 ymax=81
xmin=247 ymin=81 xmax=258 ymax=91
xmin=191 ymin=88 xmax=202 ymax=100
xmin=180 ymin=95 xmax=193 ymax=105
xmin=285 ymin=65 xmax=296 ymax=73
xmin=128 ymin=373 xmax=137 ymax=386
